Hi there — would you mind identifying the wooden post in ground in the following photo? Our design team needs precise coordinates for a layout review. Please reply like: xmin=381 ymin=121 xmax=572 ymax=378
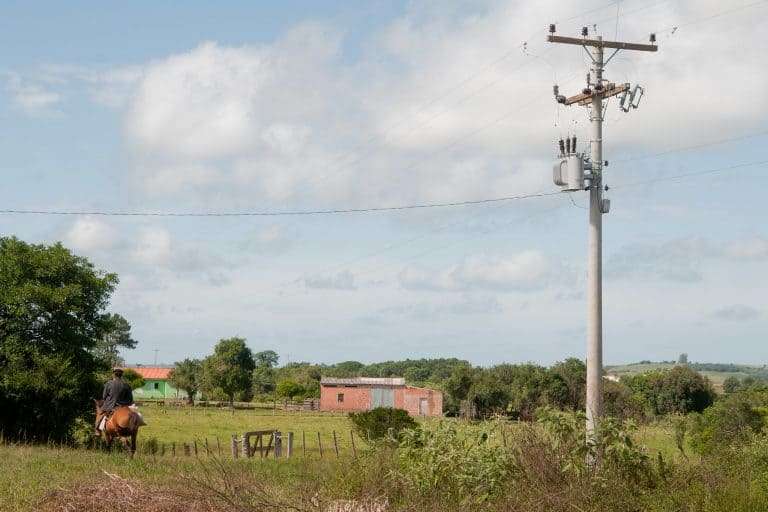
xmin=231 ymin=435 xmax=239 ymax=459
xmin=242 ymin=434 xmax=250 ymax=459
xmin=194 ymin=439 xmax=198 ymax=457
xmin=350 ymin=430 xmax=357 ymax=458
xmin=172 ymin=442 xmax=176 ymax=457
xmin=302 ymin=431 xmax=306 ymax=458
xmin=216 ymin=437 xmax=221 ymax=456
xmin=160 ymin=443 xmax=165 ymax=456
xmin=286 ymin=432 xmax=293 ymax=458
xmin=501 ymin=426 xmax=507 ymax=448
xmin=273 ymin=431 xmax=282 ymax=458
xmin=183 ymin=443 xmax=191 ymax=457
xmin=205 ymin=438 xmax=210 ymax=456
xmin=317 ymin=432 xmax=323 ymax=458
xmin=332 ymin=430 xmax=339 ymax=458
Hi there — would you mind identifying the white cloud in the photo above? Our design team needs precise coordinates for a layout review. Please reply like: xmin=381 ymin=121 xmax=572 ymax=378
xmin=64 ymin=217 xmax=118 ymax=252
xmin=132 ymin=227 xmax=172 ymax=265
xmin=399 ymin=250 xmax=570 ymax=292
xmin=303 ymin=270 xmax=357 ymax=290
xmin=710 ymin=305 xmax=761 ymax=322
xmin=5 ymin=73 xmax=60 ymax=114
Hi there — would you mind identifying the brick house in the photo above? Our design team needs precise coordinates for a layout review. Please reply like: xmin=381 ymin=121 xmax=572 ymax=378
xmin=319 ymin=377 xmax=443 ymax=417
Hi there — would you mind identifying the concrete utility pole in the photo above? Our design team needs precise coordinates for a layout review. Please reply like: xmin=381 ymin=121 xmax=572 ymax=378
xmin=547 ymin=26 xmax=657 ymax=440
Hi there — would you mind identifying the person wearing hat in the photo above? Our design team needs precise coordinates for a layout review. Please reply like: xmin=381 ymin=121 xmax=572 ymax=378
xmin=95 ymin=368 xmax=134 ymax=434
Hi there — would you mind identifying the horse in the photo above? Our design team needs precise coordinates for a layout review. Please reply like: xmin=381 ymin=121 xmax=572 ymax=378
xmin=94 ymin=399 xmax=142 ymax=456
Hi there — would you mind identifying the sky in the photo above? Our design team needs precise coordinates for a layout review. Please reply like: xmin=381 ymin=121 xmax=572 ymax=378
xmin=1 ymin=0 xmax=766 ymax=367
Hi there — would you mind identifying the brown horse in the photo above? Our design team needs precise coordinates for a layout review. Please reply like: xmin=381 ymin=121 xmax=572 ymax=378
xmin=94 ymin=399 xmax=141 ymax=456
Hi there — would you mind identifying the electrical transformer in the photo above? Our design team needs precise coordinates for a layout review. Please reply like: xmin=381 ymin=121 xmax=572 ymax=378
xmin=553 ymin=154 xmax=585 ymax=191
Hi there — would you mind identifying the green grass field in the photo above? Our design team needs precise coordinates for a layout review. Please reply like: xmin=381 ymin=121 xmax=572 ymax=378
xmin=605 ymin=362 xmax=753 ymax=391
xmin=1 ymin=406 xmax=684 ymax=512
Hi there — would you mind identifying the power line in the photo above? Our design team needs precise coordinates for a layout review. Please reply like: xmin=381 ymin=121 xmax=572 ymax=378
xmin=0 ymin=190 xmax=563 ymax=218
xmin=613 ymin=129 xmax=768 ymax=162
xmin=614 ymin=158 xmax=768 ymax=188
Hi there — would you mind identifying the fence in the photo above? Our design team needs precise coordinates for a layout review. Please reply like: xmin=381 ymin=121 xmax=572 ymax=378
xmin=134 ymin=429 xmax=360 ymax=460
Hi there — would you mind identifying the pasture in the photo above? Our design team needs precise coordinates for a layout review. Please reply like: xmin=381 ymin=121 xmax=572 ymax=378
xmin=2 ymin=407 xmax=685 ymax=512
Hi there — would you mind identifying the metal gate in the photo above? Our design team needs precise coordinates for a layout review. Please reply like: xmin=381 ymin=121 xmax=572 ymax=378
xmin=370 ymin=387 xmax=394 ymax=408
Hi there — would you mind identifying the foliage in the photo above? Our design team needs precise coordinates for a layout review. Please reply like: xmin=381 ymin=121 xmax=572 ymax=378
xmin=623 ymin=366 xmax=715 ymax=416
xmin=92 ymin=313 xmax=137 ymax=368
xmin=253 ymin=350 xmax=278 ymax=368
xmin=169 ymin=359 xmax=203 ymax=404
xmin=441 ymin=365 xmax=475 ymax=416
xmin=202 ymin=337 xmax=255 ymax=406
xmin=349 ymin=407 xmax=417 ymax=441
xmin=677 ymin=353 xmax=688 ymax=365
xmin=0 ymin=237 xmax=122 ymax=442
xmin=275 ymin=379 xmax=305 ymax=399
xmin=394 ymin=421 xmax=515 ymax=504
xmin=122 ymin=369 xmax=145 ymax=390
xmin=689 ymin=392 xmax=766 ymax=455
xmin=550 ymin=358 xmax=586 ymax=411
xmin=603 ymin=379 xmax=648 ymax=421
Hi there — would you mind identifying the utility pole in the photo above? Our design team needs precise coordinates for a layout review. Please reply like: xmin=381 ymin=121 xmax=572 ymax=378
xmin=153 ymin=348 xmax=159 ymax=366
xmin=547 ymin=26 xmax=657 ymax=440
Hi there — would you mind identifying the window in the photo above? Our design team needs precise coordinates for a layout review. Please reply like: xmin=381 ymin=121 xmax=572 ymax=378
xmin=337 ymin=393 xmax=344 ymax=403
xmin=154 ymin=382 xmax=159 ymax=390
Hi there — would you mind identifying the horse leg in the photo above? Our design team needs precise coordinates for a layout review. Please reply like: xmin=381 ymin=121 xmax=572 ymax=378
xmin=130 ymin=432 xmax=137 ymax=458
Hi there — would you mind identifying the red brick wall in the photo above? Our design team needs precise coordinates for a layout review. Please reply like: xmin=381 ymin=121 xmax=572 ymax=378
xmin=320 ymin=384 xmax=443 ymax=416
xmin=319 ymin=385 xmax=371 ymax=412
xmin=402 ymin=386 xmax=443 ymax=417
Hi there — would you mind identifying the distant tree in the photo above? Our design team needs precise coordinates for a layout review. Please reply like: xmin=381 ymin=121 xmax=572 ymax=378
xmin=625 ymin=366 xmax=715 ymax=415
xmin=332 ymin=361 xmax=365 ymax=376
xmin=202 ymin=337 xmax=255 ymax=407
xmin=677 ymin=353 xmax=689 ymax=365
xmin=252 ymin=365 xmax=276 ymax=395
xmin=122 ymin=368 xmax=145 ymax=390
xmin=442 ymin=366 xmax=475 ymax=416
xmin=92 ymin=313 xmax=137 ymax=368
xmin=551 ymin=358 xmax=586 ymax=411
xmin=349 ymin=408 xmax=417 ymax=441
xmin=0 ymin=237 xmax=121 ymax=441
xmin=276 ymin=379 xmax=305 ymax=399
xmin=254 ymin=350 xmax=279 ymax=368
xmin=723 ymin=376 xmax=742 ymax=394
xmin=169 ymin=358 xmax=203 ymax=405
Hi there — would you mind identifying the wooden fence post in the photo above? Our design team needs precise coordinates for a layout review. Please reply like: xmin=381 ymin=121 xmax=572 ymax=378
xmin=332 ymin=430 xmax=339 ymax=458
xmin=205 ymin=438 xmax=210 ymax=456
xmin=194 ymin=439 xmax=198 ymax=457
xmin=172 ymin=442 xmax=176 ymax=457
xmin=501 ymin=426 xmax=507 ymax=448
xmin=286 ymin=432 xmax=293 ymax=458
xmin=242 ymin=434 xmax=250 ymax=459
xmin=317 ymin=432 xmax=323 ymax=459
xmin=274 ymin=431 xmax=282 ymax=458
xmin=350 ymin=430 xmax=357 ymax=458
xmin=231 ymin=435 xmax=239 ymax=459
xmin=216 ymin=437 xmax=221 ymax=457
xmin=160 ymin=443 xmax=165 ymax=457
xmin=183 ymin=443 xmax=191 ymax=457
xmin=302 ymin=431 xmax=306 ymax=458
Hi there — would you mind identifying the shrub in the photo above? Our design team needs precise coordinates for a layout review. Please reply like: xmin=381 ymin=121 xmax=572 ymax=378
xmin=394 ymin=421 xmax=515 ymax=504
xmin=689 ymin=393 xmax=765 ymax=455
xmin=349 ymin=407 xmax=417 ymax=441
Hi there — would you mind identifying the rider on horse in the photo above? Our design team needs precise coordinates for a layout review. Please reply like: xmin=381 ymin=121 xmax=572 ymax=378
xmin=95 ymin=368 xmax=134 ymax=434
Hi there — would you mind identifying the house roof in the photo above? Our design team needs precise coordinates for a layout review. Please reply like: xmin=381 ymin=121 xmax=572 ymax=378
xmin=128 ymin=366 xmax=173 ymax=380
xmin=321 ymin=377 xmax=405 ymax=386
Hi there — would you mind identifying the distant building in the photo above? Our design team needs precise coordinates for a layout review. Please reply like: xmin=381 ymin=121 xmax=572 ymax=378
xmin=319 ymin=377 xmax=443 ymax=417
xmin=128 ymin=366 xmax=190 ymax=400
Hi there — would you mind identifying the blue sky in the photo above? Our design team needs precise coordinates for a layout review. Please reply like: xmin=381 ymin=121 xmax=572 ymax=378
xmin=1 ymin=0 xmax=766 ymax=366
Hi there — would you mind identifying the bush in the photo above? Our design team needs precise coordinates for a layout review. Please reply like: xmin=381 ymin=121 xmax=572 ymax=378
xmin=689 ymin=393 xmax=765 ymax=455
xmin=394 ymin=421 xmax=515 ymax=504
xmin=349 ymin=407 xmax=417 ymax=441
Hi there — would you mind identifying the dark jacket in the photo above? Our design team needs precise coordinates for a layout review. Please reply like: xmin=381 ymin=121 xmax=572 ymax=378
xmin=101 ymin=378 xmax=134 ymax=412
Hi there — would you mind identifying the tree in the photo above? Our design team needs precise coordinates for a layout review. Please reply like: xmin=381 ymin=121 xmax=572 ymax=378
xmin=92 ymin=313 xmax=137 ymax=368
xmin=252 ymin=365 xmax=276 ymax=395
xmin=276 ymin=379 xmax=305 ymax=399
xmin=169 ymin=359 xmax=203 ymax=405
xmin=122 ymin=368 xmax=145 ymax=390
xmin=723 ymin=376 xmax=742 ymax=394
xmin=202 ymin=337 xmax=255 ymax=407
xmin=677 ymin=353 xmax=689 ymax=365
xmin=0 ymin=237 xmax=121 ymax=441
xmin=550 ymin=358 xmax=586 ymax=411
xmin=254 ymin=350 xmax=279 ymax=368
xmin=624 ymin=366 xmax=715 ymax=416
